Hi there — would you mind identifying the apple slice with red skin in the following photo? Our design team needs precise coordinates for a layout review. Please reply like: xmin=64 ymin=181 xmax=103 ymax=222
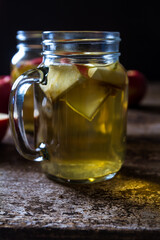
xmin=76 ymin=65 xmax=88 ymax=78
xmin=59 ymin=59 xmax=89 ymax=78
xmin=127 ymin=70 xmax=147 ymax=106
xmin=0 ymin=76 xmax=12 ymax=113
xmin=60 ymin=58 xmax=71 ymax=64
xmin=30 ymin=57 xmax=43 ymax=65
xmin=0 ymin=113 xmax=9 ymax=142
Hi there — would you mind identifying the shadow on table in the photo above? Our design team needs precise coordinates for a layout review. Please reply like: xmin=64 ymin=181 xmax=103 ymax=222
xmin=0 ymin=141 xmax=41 ymax=171
xmin=61 ymin=134 xmax=160 ymax=210
xmin=1 ymin=132 xmax=160 ymax=211
xmin=64 ymin=164 xmax=160 ymax=204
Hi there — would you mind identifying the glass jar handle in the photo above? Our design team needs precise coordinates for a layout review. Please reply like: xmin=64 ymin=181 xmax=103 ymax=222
xmin=9 ymin=68 xmax=48 ymax=162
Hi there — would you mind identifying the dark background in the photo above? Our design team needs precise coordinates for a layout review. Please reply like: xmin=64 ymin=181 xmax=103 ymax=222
xmin=0 ymin=0 xmax=160 ymax=81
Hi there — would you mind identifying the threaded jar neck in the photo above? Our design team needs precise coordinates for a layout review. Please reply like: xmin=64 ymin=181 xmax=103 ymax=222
xmin=16 ymin=31 xmax=42 ymax=50
xmin=42 ymin=31 xmax=121 ymax=65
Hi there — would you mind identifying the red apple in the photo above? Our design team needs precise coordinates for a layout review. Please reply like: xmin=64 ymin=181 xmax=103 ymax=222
xmin=30 ymin=57 xmax=43 ymax=65
xmin=127 ymin=70 xmax=147 ymax=107
xmin=60 ymin=58 xmax=71 ymax=64
xmin=0 ymin=75 xmax=12 ymax=113
xmin=0 ymin=113 xmax=9 ymax=142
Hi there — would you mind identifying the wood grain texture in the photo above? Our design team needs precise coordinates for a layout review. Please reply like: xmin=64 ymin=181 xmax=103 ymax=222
xmin=0 ymin=84 xmax=160 ymax=240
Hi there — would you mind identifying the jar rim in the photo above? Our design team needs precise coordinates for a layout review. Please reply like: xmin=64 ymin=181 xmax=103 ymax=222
xmin=17 ymin=31 xmax=42 ymax=41
xmin=42 ymin=31 xmax=120 ymax=42
xmin=42 ymin=31 xmax=121 ymax=65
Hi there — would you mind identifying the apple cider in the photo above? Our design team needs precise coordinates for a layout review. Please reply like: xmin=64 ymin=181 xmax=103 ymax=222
xmin=35 ymin=62 xmax=128 ymax=183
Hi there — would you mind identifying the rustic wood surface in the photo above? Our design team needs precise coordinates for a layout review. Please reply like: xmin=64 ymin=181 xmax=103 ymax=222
xmin=0 ymin=84 xmax=160 ymax=240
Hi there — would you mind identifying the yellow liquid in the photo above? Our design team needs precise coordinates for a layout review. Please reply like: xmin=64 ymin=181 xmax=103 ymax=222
xmin=36 ymin=63 xmax=128 ymax=183
xmin=11 ymin=59 xmax=42 ymax=132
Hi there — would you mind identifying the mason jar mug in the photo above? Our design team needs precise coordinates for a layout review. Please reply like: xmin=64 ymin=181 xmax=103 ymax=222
xmin=9 ymin=31 xmax=128 ymax=184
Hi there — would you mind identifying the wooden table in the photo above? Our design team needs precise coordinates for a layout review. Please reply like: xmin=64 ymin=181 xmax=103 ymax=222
xmin=0 ymin=84 xmax=160 ymax=240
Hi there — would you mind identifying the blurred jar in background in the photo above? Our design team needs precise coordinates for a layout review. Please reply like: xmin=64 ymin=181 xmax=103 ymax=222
xmin=11 ymin=31 xmax=42 ymax=133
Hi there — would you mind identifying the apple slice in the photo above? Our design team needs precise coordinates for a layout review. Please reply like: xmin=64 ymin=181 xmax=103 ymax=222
xmin=0 ymin=113 xmax=9 ymax=142
xmin=40 ymin=64 xmax=86 ymax=100
xmin=88 ymin=62 xmax=127 ymax=89
xmin=40 ymin=64 xmax=113 ymax=121
xmin=76 ymin=64 xmax=89 ymax=78
xmin=62 ymin=79 xmax=111 ymax=121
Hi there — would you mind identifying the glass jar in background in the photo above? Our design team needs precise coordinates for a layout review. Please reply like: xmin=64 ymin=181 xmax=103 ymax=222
xmin=11 ymin=31 xmax=42 ymax=133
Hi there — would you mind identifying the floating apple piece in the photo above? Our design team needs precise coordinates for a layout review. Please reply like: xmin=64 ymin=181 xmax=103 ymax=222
xmin=0 ymin=75 xmax=12 ymax=113
xmin=40 ymin=64 xmax=86 ymax=100
xmin=0 ymin=113 xmax=9 ymax=142
xmin=127 ymin=70 xmax=147 ymax=107
xmin=88 ymin=63 xmax=127 ymax=89
xmin=76 ymin=64 xmax=89 ymax=78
